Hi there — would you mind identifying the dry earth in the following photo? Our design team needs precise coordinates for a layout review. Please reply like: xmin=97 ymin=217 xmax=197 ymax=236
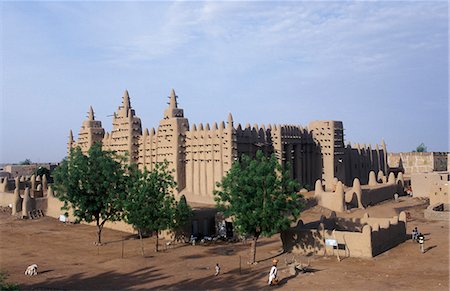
xmin=0 ymin=197 xmax=448 ymax=290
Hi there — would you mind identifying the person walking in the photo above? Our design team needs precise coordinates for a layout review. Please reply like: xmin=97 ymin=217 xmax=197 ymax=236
xmin=417 ymin=233 xmax=425 ymax=253
xmin=412 ymin=227 xmax=418 ymax=242
xmin=268 ymin=259 xmax=279 ymax=286
xmin=214 ymin=263 xmax=220 ymax=276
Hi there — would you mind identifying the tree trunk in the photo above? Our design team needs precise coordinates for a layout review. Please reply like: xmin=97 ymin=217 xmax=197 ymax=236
xmin=250 ymin=236 xmax=259 ymax=264
xmin=139 ymin=229 xmax=145 ymax=257
xmin=96 ymin=223 xmax=103 ymax=245
xmin=155 ymin=231 xmax=159 ymax=252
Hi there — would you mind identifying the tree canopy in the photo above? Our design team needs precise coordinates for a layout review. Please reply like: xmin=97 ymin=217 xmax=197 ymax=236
xmin=415 ymin=143 xmax=427 ymax=153
xmin=124 ymin=161 xmax=178 ymax=253
xmin=35 ymin=166 xmax=50 ymax=179
xmin=52 ymin=143 xmax=128 ymax=244
xmin=214 ymin=150 xmax=304 ymax=263
xmin=19 ymin=159 xmax=32 ymax=165
xmin=172 ymin=194 xmax=193 ymax=242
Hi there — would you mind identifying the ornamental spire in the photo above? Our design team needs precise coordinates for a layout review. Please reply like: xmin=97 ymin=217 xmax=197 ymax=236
xmin=169 ymin=88 xmax=178 ymax=109
xmin=88 ymin=106 xmax=94 ymax=121
xmin=123 ymin=90 xmax=131 ymax=111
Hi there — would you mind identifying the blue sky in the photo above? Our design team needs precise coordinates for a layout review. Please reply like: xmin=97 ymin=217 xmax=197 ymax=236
xmin=1 ymin=1 xmax=448 ymax=163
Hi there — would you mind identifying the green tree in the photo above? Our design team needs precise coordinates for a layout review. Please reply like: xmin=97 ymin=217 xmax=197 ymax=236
xmin=214 ymin=150 xmax=304 ymax=264
xmin=35 ymin=166 xmax=50 ymax=179
xmin=415 ymin=143 xmax=427 ymax=153
xmin=19 ymin=158 xmax=32 ymax=165
xmin=172 ymin=194 xmax=193 ymax=243
xmin=52 ymin=143 xmax=128 ymax=245
xmin=0 ymin=271 xmax=19 ymax=291
xmin=124 ymin=161 xmax=177 ymax=254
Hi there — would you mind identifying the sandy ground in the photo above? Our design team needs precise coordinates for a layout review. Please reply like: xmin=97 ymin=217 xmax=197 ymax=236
xmin=1 ymin=197 xmax=448 ymax=290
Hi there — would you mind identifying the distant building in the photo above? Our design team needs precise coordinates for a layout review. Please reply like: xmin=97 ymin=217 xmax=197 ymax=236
xmin=0 ymin=164 xmax=57 ymax=179
xmin=388 ymin=152 xmax=448 ymax=175
xmin=69 ymin=89 xmax=387 ymax=205
xmin=411 ymin=172 xmax=449 ymax=205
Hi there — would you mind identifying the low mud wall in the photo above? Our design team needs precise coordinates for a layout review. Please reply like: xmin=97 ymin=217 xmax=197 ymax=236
xmin=424 ymin=203 xmax=450 ymax=221
xmin=281 ymin=212 xmax=407 ymax=258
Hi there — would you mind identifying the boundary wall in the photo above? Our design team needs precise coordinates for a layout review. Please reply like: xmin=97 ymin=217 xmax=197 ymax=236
xmin=315 ymin=171 xmax=404 ymax=212
xmin=424 ymin=203 xmax=450 ymax=221
xmin=281 ymin=211 xmax=407 ymax=258
xmin=0 ymin=181 xmax=216 ymax=239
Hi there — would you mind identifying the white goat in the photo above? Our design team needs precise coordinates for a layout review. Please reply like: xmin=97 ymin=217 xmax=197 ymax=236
xmin=25 ymin=264 xmax=38 ymax=276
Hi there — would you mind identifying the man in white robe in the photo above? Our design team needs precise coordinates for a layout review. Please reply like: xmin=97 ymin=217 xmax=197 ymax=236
xmin=268 ymin=259 xmax=278 ymax=285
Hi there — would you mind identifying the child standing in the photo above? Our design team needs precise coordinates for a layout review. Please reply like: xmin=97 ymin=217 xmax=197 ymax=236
xmin=412 ymin=227 xmax=418 ymax=242
xmin=417 ymin=233 xmax=425 ymax=253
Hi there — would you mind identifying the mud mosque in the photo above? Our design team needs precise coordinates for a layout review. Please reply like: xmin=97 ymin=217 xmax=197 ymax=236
xmin=68 ymin=89 xmax=388 ymax=205
xmin=4 ymin=88 xmax=443 ymax=259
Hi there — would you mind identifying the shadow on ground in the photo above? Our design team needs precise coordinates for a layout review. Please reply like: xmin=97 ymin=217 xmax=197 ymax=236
xmin=152 ymin=267 xmax=267 ymax=290
xmin=203 ymin=239 xmax=278 ymax=257
xmin=21 ymin=266 xmax=169 ymax=290
xmin=424 ymin=245 xmax=437 ymax=253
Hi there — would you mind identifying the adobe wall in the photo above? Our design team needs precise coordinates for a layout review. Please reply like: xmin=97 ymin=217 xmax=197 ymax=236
xmin=2 ymin=164 xmax=54 ymax=179
xmin=411 ymin=172 xmax=449 ymax=199
xmin=0 ymin=191 xmax=14 ymax=207
xmin=1 ymin=177 xmax=47 ymax=193
xmin=0 ymin=186 xmax=138 ymax=233
xmin=181 ymin=116 xmax=235 ymax=204
xmin=281 ymin=212 xmax=406 ymax=258
xmin=363 ymin=213 xmax=407 ymax=256
xmin=360 ymin=184 xmax=398 ymax=207
xmin=0 ymin=172 xmax=10 ymax=179
xmin=3 ymin=185 xmax=217 ymax=240
xmin=49 ymin=194 xmax=135 ymax=232
xmin=388 ymin=152 xmax=448 ymax=175
xmin=424 ymin=203 xmax=450 ymax=221
xmin=315 ymin=171 xmax=402 ymax=212
xmin=43 ymin=186 xmax=134 ymax=231
xmin=0 ymin=190 xmax=47 ymax=217
xmin=309 ymin=120 xmax=345 ymax=191
xmin=86 ymin=220 xmax=135 ymax=233
xmin=235 ymin=123 xmax=273 ymax=159
xmin=344 ymin=144 xmax=386 ymax=186
xmin=434 ymin=153 xmax=448 ymax=172
xmin=81 ymin=206 xmax=217 ymax=238
xmin=281 ymin=225 xmax=371 ymax=257
xmin=388 ymin=154 xmax=402 ymax=169
xmin=3 ymin=187 xmax=133 ymax=234
xmin=279 ymin=125 xmax=322 ymax=189
xmin=46 ymin=187 xmax=75 ymax=222
xmin=235 ymin=123 xmax=321 ymax=188
xmin=1 ymin=187 xmax=148 ymax=234
xmin=328 ymin=227 xmax=372 ymax=258
xmin=388 ymin=152 xmax=433 ymax=174
xmin=314 ymin=180 xmax=345 ymax=212
xmin=429 ymin=177 xmax=449 ymax=205
xmin=137 ymin=128 xmax=157 ymax=171
xmin=448 ymin=153 xmax=450 ymax=173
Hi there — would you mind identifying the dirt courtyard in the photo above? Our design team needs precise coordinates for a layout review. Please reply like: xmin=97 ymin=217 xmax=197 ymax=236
xmin=1 ymin=197 xmax=449 ymax=290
